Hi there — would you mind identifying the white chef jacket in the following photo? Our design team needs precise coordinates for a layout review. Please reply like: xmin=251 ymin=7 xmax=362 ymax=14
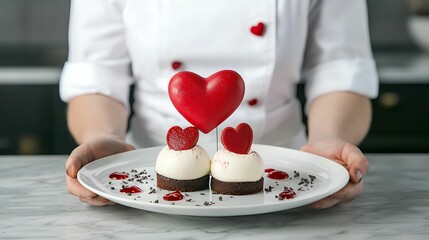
xmin=60 ymin=0 xmax=379 ymax=149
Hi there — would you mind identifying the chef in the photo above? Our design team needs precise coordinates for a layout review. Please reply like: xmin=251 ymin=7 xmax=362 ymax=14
xmin=62 ymin=0 xmax=378 ymax=208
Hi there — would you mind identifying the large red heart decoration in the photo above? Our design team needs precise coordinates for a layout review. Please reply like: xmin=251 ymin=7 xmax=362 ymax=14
xmin=166 ymin=126 xmax=199 ymax=151
xmin=221 ymin=123 xmax=253 ymax=154
xmin=168 ymin=70 xmax=245 ymax=133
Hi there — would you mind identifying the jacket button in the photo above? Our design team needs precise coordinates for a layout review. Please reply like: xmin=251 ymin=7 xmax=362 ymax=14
xmin=250 ymin=22 xmax=265 ymax=37
xmin=248 ymin=98 xmax=258 ymax=106
xmin=171 ymin=61 xmax=182 ymax=70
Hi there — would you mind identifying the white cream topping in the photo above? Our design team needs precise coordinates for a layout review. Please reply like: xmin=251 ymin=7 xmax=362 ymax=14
xmin=211 ymin=149 xmax=264 ymax=182
xmin=156 ymin=145 xmax=210 ymax=180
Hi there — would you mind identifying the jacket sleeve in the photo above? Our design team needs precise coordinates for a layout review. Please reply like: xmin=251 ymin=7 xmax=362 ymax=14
xmin=302 ymin=0 xmax=379 ymax=112
xmin=59 ymin=0 xmax=133 ymax=109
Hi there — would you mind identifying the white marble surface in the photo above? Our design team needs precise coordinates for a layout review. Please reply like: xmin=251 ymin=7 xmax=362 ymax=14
xmin=1 ymin=154 xmax=429 ymax=240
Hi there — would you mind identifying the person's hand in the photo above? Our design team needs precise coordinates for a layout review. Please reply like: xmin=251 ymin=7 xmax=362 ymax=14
xmin=300 ymin=137 xmax=369 ymax=209
xmin=65 ymin=136 xmax=135 ymax=206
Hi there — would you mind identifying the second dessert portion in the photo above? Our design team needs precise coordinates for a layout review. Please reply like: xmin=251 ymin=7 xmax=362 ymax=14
xmin=156 ymin=126 xmax=210 ymax=191
xmin=211 ymin=123 xmax=264 ymax=195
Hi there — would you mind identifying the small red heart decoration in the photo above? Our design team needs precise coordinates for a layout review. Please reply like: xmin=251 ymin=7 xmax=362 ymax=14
xmin=250 ymin=22 xmax=265 ymax=37
xmin=221 ymin=123 xmax=253 ymax=154
xmin=248 ymin=98 xmax=258 ymax=106
xmin=166 ymin=126 xmax=199 ymax=151
xmin=171 ymin=61 xmax=182 ymax=70
xmin=168 ymin=70 xmax=245 ymax=133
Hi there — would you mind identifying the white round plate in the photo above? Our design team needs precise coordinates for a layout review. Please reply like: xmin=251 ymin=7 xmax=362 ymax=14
xmin=78 ymin=144 xmax=349 ymax=217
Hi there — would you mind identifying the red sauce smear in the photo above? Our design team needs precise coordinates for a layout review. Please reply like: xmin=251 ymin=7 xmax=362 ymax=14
xmin=109 ymin=172 xmax=129 ymax=180
xmin=279 ymin=189 xmax=296 ymax=200
xmin=264 ymin=168 xmax=276 ymax=173
xmin=163 ymin=191 xmax=184 ymax=201
xmin=267 ymin=170 xmax=289 ymax=180
xmin=120 ymin=186 xmax=142 ymax=194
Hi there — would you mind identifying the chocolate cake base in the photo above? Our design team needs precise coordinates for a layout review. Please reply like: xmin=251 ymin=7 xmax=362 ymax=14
xmin=156 ymin=173 xmax=209 ymax=192
xmin=211 ymin=177 xmax=264 ymax=195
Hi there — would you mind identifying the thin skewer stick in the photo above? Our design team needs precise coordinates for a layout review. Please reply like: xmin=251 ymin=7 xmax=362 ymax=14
xmin=215 ymin=127 xmax=219 ymax=151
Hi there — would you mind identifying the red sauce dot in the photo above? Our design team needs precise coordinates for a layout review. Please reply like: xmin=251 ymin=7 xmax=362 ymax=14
xmin=120 ymin=186 xmax=142 ymax=194
xmin=278 ymin=189 xmax=296 ymax=200
xmin=264 ymin=168 xmax=276 ymax=173
xmin=109 ymin=172 xmax=129 ymax=180
xmin=163 ymin=191 xmax=184 ymax=201
xmin=267 ymin=170 xmax=289 ymax=180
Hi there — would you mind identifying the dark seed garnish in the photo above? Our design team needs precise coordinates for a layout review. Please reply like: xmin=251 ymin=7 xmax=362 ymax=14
xmin=264 ymin=186 xmax=275 ymax=193
xmin=298 ymin=178 xmax=310 ymax=186
xmin=294 ymin=170 xmax=300 ymax=178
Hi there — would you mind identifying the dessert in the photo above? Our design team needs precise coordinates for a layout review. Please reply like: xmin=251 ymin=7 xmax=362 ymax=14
xmin=211 ymin=123 xmax=264 ymax=195
xmin=156 ymin=126 xmax=211 ymax=191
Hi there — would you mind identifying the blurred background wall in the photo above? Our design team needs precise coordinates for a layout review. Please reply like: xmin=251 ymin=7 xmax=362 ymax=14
xmin=0 ymin=0 xmax=69 ymax=66
xmin=368 ymin=0 xmax=415 ymax=49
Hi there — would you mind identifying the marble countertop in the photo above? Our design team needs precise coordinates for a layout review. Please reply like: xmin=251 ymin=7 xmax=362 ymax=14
xmin=1 ymin=154 xmax=428 ymax=239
